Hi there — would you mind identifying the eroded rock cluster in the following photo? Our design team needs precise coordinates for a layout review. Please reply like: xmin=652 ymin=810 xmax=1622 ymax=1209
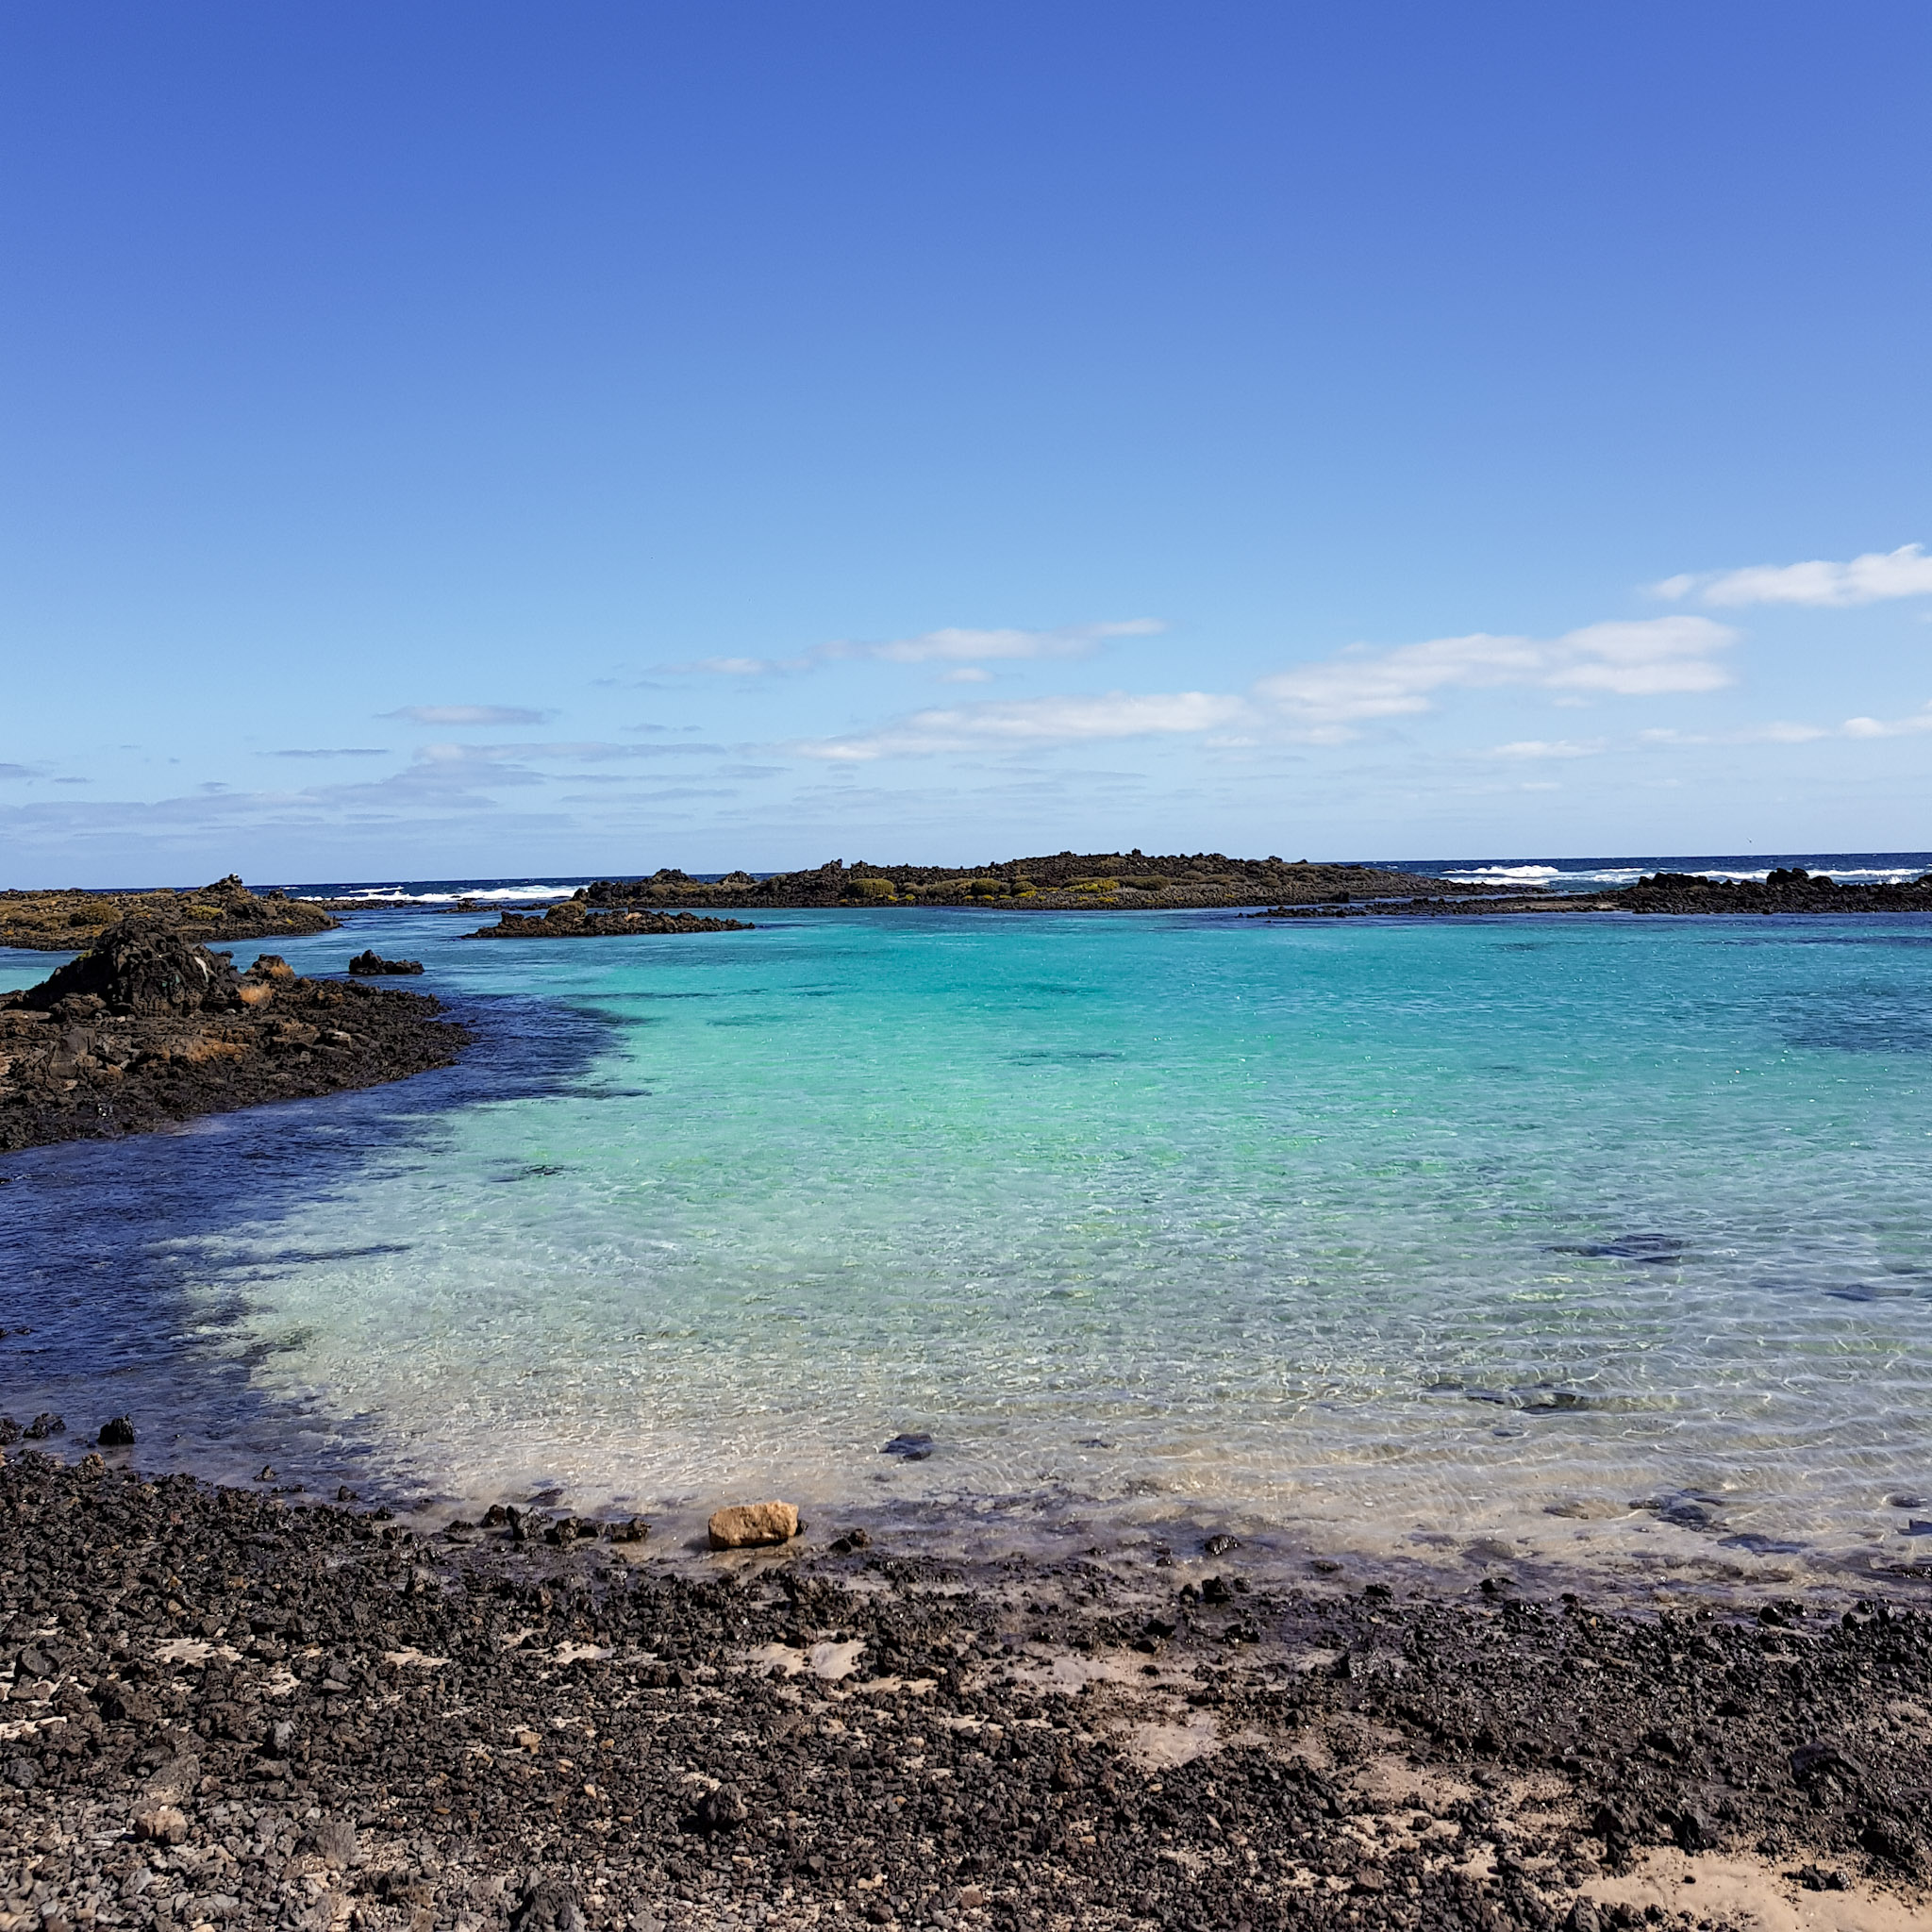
xmin=0 ymin=920 xmax=469 ymax=1151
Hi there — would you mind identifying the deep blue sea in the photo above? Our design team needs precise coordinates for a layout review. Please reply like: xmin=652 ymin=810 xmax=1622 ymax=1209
xmin=3 ymin=853 xmax=1929 ymax=1597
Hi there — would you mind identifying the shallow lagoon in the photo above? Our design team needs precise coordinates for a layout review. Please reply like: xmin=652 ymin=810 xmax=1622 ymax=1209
xmin=4 ymin=904 xmax=1929 ymax=1591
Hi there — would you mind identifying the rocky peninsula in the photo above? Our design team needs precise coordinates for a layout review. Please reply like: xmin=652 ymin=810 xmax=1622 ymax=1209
xmin=465 ymin=907 xmax=755 ymax=940
xmin=570 ymin=854 xmax=1507 ymax=914
xmin=1255 ymin=868 xmax=1932 ymax=923
xmin=0 ymin=1451 xmax=1927 ymax=1932
xmin=0 ymin=922 xmax=469 ymax=1152
xmin=0 ymin=876 xmax=338 ymax=953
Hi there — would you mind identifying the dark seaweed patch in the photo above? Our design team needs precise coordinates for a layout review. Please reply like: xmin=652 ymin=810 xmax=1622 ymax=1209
xmin=242 ymin=1242 xmax=413 ymax=1266
xmin=1775 ymin=987 xmax=1932 ymax=1054
xmin=1549 ymin=1233 xmax=1688 ymax=1264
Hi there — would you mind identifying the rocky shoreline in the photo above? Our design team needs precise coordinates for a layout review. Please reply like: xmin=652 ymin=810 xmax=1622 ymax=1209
xmin=1255 ymin=869 xmax=1932 ymax=923
xmin=0 ymin=922 xmax=469 ymax=1153
xmin=568 ymin=856 xmax=1508 ymax=915
xmin=1 ymin=1451 xmax=1927 ymax=1932
xmin=0 ymin=878 xmax=338 ymax=954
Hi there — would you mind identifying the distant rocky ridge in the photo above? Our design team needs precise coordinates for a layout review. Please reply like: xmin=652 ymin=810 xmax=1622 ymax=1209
xmin=1257 ymin=866 xmax=1932 ymax=921
xmin=571 ymin=851 xmax=1503 ymax=912
xmin=0 ymin=919 xmax=468 ymax=1151
xmin=0 ymin=874 xmax=339 ymax=952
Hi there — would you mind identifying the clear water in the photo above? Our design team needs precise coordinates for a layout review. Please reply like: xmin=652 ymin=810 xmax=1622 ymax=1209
xmin=5 ymin=893 xmax=1931 ymax=1592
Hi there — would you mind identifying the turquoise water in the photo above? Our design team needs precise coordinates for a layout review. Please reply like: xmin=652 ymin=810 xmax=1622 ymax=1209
xmin=5 ymin=905 xmax=1931 ymax=1587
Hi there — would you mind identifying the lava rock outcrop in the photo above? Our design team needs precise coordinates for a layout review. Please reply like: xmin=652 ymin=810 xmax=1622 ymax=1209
xmin=0 ymin=921 xmax=469 ymax=1151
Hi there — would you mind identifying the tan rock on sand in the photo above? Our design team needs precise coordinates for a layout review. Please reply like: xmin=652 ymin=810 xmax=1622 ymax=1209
xmin=707 ymin=1502 xmax=801 ymax=1549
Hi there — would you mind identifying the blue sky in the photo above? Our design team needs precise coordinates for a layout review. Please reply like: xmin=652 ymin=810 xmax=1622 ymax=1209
xmin=3 ymin=2 xmax=1929 ymax=885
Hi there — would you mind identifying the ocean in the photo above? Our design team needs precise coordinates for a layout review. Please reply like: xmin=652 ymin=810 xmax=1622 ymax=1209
xmin=3 ymin=853 xmax=1929 ymax=1598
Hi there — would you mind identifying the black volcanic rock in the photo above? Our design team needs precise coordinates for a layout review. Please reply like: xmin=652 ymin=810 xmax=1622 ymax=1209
xmin=466 ymin=904 xmax=754 ymax=938
xmin=1257 ymin=864 xmax=1932 ymax=922
xmin=570 ymin=850 xmax=1504 ymax=913
xmin=348 ymin=949 xmax=425 ymax=974
xmin=20 ymin=918 xmax=244 ymax=1016
xmin=0 ymin=1452 xmax=1926 ymax=1931
xmin=0 ymin=873 xmax=339 ymax=951
xmin=0 ymin=926 xmax=470 ymax=1151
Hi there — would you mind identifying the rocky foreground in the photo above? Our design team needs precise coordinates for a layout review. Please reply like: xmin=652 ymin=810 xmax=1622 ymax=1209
xmin=0 ymin=922 xmax=469 ymax=1152
xmin=1 ymin=1453 xmax=1927 ymax=1932
xmin=1257 ymin=869 xmax=1932 ymax=922
xmin=571 ymin=857 xmax=1506 ymax=915
xmin=0 ymin=878 xmax=338 ymax=954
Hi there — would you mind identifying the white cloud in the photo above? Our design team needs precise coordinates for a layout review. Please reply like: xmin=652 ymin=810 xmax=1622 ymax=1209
xmin=1653 ymin=543 xmax=1932 ymax=608
xmin=415 ymin=739 xmax=723 ymax=765
xmin=867 ymin=621 xmax=1161 ymax=664
xmin=663 ymin=619 xmax=1163 ymax=678
xmin=1643 ymin=706 xmax=1932 ymax=746
xmin=1253 ymin=616 xmax=1736 ymax=726
xmin=787 ymin=617 xmax=1738 ymax=761
xmin=383 ymin=704 xmax=553 ymax=725
xmin=794 ymin=691 xmax=1244 ymax=761
xmin=937 ymin=666 xmax=993 ymax=684
xmin=1486 ymin=739 xmax=1605 ymax=759
xmin=1542 ymin=619 xmax=1737 ymax=694
xmin=1841 ymin=702 xmax=1932 ymax=739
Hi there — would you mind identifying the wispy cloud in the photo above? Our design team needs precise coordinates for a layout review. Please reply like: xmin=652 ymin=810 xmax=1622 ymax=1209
xmin=383 ymin=704 xmax=554 ymax=725
xmin=1642 ymin=701 xmax=1932 ymax=746
xmin=789 ymin=617 xmax=1738 ymax=760
xmin=0 ymin=763 xmax=36 ymax=781
xmin=1254 ymin=617 xmax=1737 ymax=727
xmin=415 ymin=740 xmax=724 ymax=765
xmin=1485 ymin=739 xmax=1606 ymax=759
xmin=664 ymin=620 xmax=1163 ymax=678
xmin=794 ymin=691 xmax=1244 ymax=761
xmin=271 ymin=747 xmax=391 ymax=759
xmin=1843 ymin=701 xmax=1932 ymax=738
xmin=1652 ymin=543 xmax=1932 ymax=608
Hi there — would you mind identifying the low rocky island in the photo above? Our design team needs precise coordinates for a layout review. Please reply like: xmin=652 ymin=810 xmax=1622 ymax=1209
xmin=464 ymin=906 xmax=755 ymax=939
xmin=0 ymin=921 xmax=469 ymax=1152
xmin=0 ymin=874 xmax=339 ymax=953
xmin=1256 ymin=867 xmax=1932 ymax=922
xmin=570 ymin=852 xmax=1507 ymax=913
xmin=0 ymin=1451 xmax=1927 ymax=1932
